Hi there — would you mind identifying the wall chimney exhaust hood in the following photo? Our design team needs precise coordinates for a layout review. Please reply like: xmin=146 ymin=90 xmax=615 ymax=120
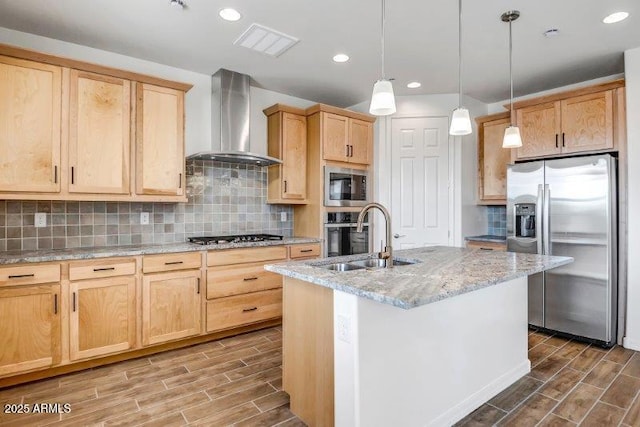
xmin=187 ymin=69 xmax=282 ymax=166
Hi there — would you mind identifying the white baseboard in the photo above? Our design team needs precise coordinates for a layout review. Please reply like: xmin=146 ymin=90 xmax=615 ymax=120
xmin=428 ymin=360 xmax=532 ymax=427
xmin=623 ymin=336 xmax=640 ymax=351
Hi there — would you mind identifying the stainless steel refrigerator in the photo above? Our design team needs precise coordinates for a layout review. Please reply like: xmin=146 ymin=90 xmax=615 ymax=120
xmin=507 ymin=154 xmax=617 ymax=346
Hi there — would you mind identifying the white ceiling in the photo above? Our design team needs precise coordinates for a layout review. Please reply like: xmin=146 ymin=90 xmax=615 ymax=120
xmin=0 ymin=0 xmax=639 ymax=106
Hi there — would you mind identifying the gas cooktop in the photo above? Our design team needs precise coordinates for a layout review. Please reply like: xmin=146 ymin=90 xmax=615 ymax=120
xmin=188 ymin=234 xmax=283 ymax=245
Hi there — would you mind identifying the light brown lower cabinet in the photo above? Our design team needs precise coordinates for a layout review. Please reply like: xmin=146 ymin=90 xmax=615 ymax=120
xmin=206 ymin=289 xmax=282 ymax=333
xmin=465 ymin=240 xmax=507 ymax=251
xmin=69 ymin=276 xmax=136 ymax=361
xmin=0 ymin=284 xmax=61 ymax=377
xmin=142 ymin=270 xmax=202 ymax=346
xmin=0 ymin=244 xmax=318 ymax=383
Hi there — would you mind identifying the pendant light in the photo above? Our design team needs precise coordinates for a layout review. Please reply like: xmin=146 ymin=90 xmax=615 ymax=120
xmin=449 ymin=0 xmax=472 ymax=136
xmin=502 ymin=10 xmax=522 ymax=148
xmin=369 ymin=0 xmax=396 ymax=116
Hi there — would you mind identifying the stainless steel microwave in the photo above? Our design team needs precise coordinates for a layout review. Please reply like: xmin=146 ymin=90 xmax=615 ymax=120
xmin=324 ymin=166 xmax=370 ymax=207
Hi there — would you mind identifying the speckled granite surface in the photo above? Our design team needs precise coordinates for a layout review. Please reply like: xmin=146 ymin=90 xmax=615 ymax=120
xmin=0 ymin=237 xmax=320 ymax=265
xmin=265 ymin=246 xmax=572 ymax=309
xmin=465 ymin=235 xmax=507 ymax=243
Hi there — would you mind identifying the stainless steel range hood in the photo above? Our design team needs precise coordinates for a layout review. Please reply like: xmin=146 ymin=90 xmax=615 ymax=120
xmin=187 ymin=69 xmax=281 ymax=166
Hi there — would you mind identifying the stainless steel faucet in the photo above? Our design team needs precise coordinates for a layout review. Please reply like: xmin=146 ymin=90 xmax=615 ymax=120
xmin=356 ymin=202 xmax=393 ymax=268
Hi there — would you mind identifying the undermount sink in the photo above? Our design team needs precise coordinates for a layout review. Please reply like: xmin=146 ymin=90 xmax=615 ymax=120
xmin=349 ymin=258 xmax=416 ymax=268
xmin=323 ymin=263 xmax=365 ymax=272
xmin=321 ymin=257 xmax=418 ymax=271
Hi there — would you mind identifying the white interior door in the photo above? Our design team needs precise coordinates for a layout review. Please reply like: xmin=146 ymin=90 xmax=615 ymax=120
xmin=391 ymin=117 xmax=450 ymax=249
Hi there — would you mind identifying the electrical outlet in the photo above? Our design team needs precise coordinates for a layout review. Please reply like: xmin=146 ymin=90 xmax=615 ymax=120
xmin=337 ymin=315 xmax=351 ymax=343
xmin=140 ymin=212 xmax=150 ymax=225
xmin=280 ymin=212 xmax=287 ymax=222
xmin=35 ymin=213 xmax=47 ymax=228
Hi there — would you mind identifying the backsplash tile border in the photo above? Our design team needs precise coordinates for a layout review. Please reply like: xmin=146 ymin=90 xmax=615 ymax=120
xmin=0 ymin=160 xmax=293 ymax=252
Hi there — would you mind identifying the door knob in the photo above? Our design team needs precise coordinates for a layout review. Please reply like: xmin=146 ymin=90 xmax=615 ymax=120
xmin=393 ymin=234 xmax=405 ymax=239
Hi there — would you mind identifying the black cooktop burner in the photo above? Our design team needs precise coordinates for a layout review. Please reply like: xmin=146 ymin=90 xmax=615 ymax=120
xmin=188 ymin=234 xmax=283 ymax=245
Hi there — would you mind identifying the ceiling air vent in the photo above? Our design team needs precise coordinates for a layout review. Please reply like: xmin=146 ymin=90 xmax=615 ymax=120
xmin=234 ymin=23 xmax=299 ymax=57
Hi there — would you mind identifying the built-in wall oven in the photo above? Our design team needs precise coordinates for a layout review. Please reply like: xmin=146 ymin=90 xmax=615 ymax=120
xmin=324 ymin=212 xmax=371 ymax=257
xmin=324 ymin=166 xmax=369 ymax=207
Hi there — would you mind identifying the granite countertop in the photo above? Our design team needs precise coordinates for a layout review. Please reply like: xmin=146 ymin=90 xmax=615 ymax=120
xmin=465 ymin=235 xmax=507 ymax=243
xmin=0 ymin=237 xmax=321 ymax=265
xmin=265 ymin=246 xmax=572 ymax=310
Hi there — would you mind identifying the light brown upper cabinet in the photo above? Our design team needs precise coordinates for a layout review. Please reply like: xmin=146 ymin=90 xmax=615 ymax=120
xmin=136 ymin=83 xmax=185 ymax=197
xmin=320 ymin=112 xmax=373 ymax=165
xmin=561 ymin=91 xmax=614 ymax=153
xmin=476 ymin=112 xmax=511 ymax=205
xmin=515 ymin=102 xmax=562 ymax=159
xmin=349 ymin=118 xmax=373 ymax=165
xmin=264 ymin=105 xmax=308 ymax=204
xmin=0 ymin=44 xmax=191 ymax=202
xmin=512 ymin=82 xmax=622 ymax=161
xmin=0 ymin=55 xmax=61 ymax=194
xmin=69 ymin=70 xmax=131 ymax=194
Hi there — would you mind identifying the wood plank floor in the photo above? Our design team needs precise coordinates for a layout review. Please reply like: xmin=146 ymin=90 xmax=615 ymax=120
xmin=1 ymin=326 xmax=639 ymax=426
xmin=0 ymin=327 xmax=304 ymax=427
xmin=457 ymin=329 xmax=640 ymax=426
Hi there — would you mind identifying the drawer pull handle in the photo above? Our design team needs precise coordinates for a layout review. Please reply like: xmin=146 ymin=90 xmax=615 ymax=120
xmin=8 ymin=274 xmax=35 ymax=279
xmin=93 ymin=267 xmax=115 ymax=272
xmin=243 ymin=307 xmax=258 ymax=312
xmin=480 ymin=248 xmax=494 ymax=251
xmin=243 ymin=277 xmax=259 ymax=281
xmin=300 ymin=249 xmax=313 ymax=253
xmin=54 ymin=294 xmax=58 ymax=315
xmin=165 ymin=261 xmax=184 ymax=265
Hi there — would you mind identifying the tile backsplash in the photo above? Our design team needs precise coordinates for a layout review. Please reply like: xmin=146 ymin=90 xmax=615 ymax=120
xmin=0 ymin=160 xmax=293 ymax=251
xmin=487 ymin=205 xmax=507 ymax=236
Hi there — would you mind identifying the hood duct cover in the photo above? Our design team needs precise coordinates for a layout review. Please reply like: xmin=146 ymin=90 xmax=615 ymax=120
xmin=187 ymin=69 xmax=282 ymax=166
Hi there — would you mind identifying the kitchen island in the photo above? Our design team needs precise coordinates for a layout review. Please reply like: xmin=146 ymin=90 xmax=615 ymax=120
xmin=265 ymin=246 xmax=572 ymax=427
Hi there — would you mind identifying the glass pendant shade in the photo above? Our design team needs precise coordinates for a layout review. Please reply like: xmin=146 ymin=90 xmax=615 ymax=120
xmin=449 ymin=107 xmax=472 ymax=135
xmin=369 ymin=79 xmax=396 ymax=116
xmin=502 ymin=125 xmax=523 ymax=148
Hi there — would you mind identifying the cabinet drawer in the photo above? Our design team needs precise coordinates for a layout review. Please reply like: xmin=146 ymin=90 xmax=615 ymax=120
xmin=207 ymin=246 xmax=287 ymax=267
xmin=465 ymin=241 xmax=507 ymax=251
xmin=289 ymin=243 xmax=321 ymax=259
xmin=69 ymin=258 xmax=136 ymax=281
xmin=0 ymin=264 xmax=60 ymax=287
xmin=207 ymin=263 xmax=282 ymax=299
xmin=206 ymin=289 xmax=282 ymax=333
xmin=143 ymin=252 xmax=201 ymax=273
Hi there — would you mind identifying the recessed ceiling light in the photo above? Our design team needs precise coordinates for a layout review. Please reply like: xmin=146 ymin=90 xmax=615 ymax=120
xmin=169 ymin=0 xmax=186 ymax=9
xmin=332 ymin=54 xmax=350 ymax=63
xmin=407 ymin=82 xmax=421 ymax=89
xmin=603 ymin=12 xmax=629 ymax=24
xmin=543 ymin=28 xmax=560 ymax=37
xmin=219 ymin=8 xmax=242 ymax=21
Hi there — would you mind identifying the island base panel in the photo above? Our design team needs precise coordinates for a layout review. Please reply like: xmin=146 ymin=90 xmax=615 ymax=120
xmin=282 ymin=278 xmax=334 ymax=427
xmin=334 ymin=276 xmax=530 ymax=427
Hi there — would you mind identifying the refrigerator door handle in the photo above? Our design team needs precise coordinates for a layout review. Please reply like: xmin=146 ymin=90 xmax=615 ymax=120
xmin=536 ymin=184 xmax=543 ymax=255
xmin=543 ymin=184 xmax=551 ymax=255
